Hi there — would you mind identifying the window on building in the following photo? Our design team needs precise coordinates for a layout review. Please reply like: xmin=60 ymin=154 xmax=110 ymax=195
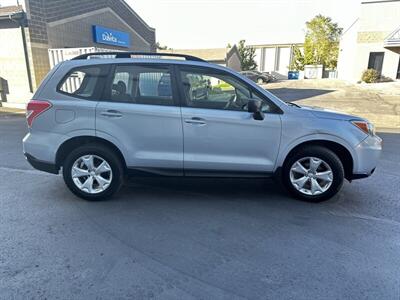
xmin=397 ymin=57 xmax=400 ymax=79
xmin=367 ymin=52 xmax=385 ymax=76
xmin=109 ymin=65 xmax=173 ymax=106
xmin=58 ymin=66 xmax=105 ymax=99
xmin=180 ymin=68 xmax=272 ymax=112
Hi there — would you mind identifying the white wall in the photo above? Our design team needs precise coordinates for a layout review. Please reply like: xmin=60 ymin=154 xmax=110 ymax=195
xmin=264 ymin=48 xmax=276 ymax=72
xmin=337 ymin=19 xmax=360 ymax=81
xmin=0 ymin=27 xmax=32 ymax=104
xmin=338 ymin=0 xmax=400 ymax=81
xmin=277 ymin=47 xmax=291 ymax=75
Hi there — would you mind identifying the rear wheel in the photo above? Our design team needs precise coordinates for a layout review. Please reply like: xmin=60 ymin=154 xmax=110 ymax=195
xmin=257 ymin=77 xmax=265 ymax=84
xmin=62 ymin=144 xmax=124 ymax=201
xmin=282 ymin=146 xmax=344 ymax=202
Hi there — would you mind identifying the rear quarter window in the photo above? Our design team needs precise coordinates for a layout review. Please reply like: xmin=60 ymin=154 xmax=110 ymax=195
xmin=57 ymin=65 xmax=109 ymax=100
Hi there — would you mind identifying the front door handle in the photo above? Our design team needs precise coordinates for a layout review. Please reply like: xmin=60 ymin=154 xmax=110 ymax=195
xmin=184 ymin=117 xmax=206 ymax=125
xmin=100 ymin=110 xmax=123 ymax=118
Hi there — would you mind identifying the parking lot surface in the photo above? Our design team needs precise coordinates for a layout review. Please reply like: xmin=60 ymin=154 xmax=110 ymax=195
xmin=1 ymin=114 xmax=399 ymax=299
xmin=267 ymin=79 xmax=400 ymax=130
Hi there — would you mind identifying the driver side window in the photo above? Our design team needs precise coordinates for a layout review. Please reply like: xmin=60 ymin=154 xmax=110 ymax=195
xmin=180 ymin=68 xmax=270 ymax=112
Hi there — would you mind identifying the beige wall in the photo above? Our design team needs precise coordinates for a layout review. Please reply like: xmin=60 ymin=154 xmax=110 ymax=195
xmin=0 ymin=27 xmax=33 ymax=104
xmin=29 ymin=42 xmax=51 ymax=89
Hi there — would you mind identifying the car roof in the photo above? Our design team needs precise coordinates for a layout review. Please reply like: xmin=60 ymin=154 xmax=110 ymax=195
xmin=60 ymin=57 xmax=233 ymax=72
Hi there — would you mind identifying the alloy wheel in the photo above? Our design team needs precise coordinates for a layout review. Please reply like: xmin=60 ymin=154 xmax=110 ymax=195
xmin=289 ymin=157 xmax=333 ymax=196
xmin=71 ymin=155 xmax=113 ymax=194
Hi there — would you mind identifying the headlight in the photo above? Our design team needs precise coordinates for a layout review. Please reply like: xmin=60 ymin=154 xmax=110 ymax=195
xmin=351 ymin=120 xmax=375 ymax=136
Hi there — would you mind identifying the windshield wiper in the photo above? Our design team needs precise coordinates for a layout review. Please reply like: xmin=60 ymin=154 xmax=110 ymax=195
xmin=287 ymin=102 xmax=301 ymax=108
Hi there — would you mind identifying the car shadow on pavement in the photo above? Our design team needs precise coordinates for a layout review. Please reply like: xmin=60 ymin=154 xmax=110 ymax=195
xmin=123 ymin=177 xmax=285 ymax=202
xmin=268 ymin=88 xmax=335 ymax=102
xmin=111 ymin=176 xmax=308 ymax=209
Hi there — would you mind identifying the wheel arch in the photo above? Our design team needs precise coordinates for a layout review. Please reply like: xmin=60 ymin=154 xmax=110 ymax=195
xmin=56 ymin=136 xmax=127 ymax=170
xmin=279 ymin=138 xmax=355 ymax=180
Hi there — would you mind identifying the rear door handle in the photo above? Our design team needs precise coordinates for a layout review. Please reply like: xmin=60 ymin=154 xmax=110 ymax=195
xmin=184 ymin=117 xmax=206 ymax=125
xmin=100 ymin=110 xmax=123 ymax=118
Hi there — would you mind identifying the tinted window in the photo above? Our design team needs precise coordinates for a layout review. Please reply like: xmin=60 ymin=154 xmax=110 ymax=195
xmin=108 ymin=65 xmax=174 ymax=106
xmin=180 ymin=68 xmax=272 ymax=112
xmin=58 ymin=66 xmax=104 ymax=99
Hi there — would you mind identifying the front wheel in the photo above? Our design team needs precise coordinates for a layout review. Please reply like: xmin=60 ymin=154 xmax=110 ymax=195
xmin=257 ymin=78 xmax=265 ymax=84
xmin=282 ymin=146 xmax=344 ymax=202
xmin=62 ymin=144 xmax=124 ymax=201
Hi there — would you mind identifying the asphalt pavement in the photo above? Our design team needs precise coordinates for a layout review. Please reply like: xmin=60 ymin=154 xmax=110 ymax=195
xmin=1 ymin=114 xmax=399 ymax=299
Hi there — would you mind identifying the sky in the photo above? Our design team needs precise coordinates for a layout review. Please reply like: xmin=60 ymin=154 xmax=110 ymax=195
xmin=127 ymin=0 xmax=361 ymax=48
xmin=1 ymin=0 xmax=361 ymax=48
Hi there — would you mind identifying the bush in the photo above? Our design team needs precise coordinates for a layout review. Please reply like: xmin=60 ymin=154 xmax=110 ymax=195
xmin=361 ymin=69 xmax=379 ymax=83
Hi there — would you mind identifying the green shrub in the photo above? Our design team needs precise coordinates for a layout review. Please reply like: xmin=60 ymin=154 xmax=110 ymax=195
xmin=361 ymin=69 xmax=379 ymax=83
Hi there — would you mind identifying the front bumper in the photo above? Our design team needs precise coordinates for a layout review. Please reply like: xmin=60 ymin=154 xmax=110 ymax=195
xmin=349 ymin=168 xmax=375 ymax=181
xmin=353 ymin=134 xmax=382 ymax=177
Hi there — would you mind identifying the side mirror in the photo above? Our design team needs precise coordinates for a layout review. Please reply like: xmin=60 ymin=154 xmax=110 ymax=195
xmin=248 ymin=99 xmax=265 ymax=120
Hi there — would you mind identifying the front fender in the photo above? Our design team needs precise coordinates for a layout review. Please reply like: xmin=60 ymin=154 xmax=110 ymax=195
xmin=275 ymin=133 xmax=358 ymax=172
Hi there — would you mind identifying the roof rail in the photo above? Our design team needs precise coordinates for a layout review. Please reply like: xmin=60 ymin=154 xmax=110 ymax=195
xmin=72 ymin=51 xmax=207 ymax=62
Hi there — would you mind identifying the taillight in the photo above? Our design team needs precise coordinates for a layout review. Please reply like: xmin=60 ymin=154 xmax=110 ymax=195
xmin=26 ymin=100 xmax=52 ymax=128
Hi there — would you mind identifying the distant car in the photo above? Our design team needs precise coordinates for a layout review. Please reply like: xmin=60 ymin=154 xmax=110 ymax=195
xmin=240 ymin=70 xmax=271 ymax=84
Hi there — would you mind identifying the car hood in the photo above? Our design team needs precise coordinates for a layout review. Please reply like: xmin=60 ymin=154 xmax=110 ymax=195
xmin=299 ymin=105 xmax=365 ymax=121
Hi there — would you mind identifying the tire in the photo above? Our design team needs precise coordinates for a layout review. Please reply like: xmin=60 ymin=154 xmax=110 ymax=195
xmin=257 ymin=78 xmax=265 ymax=84
xmin=62 ymin=144 xmax=124 ymax=201
xmin=282 ymin=146 xmax=344 ymax=202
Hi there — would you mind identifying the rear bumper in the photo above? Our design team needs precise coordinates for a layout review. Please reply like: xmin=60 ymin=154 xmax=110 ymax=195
xmin=25 ymin=153 xmax=59 ymax=174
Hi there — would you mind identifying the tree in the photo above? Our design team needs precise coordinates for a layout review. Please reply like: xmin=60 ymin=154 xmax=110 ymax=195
xmin=289 ymin=46 xmax=305 ymax=71
xmin=292 ymin=15 xmax=342 ymax=70
xmin=238 ymin=40 xmax=257 ymax=71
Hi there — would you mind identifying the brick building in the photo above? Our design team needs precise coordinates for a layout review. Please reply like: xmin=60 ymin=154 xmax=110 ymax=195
xmin=0 ymin=0 xmax=156 ymax=107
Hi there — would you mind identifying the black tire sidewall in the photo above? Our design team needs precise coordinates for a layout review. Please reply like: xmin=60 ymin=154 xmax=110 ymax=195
xmin=282 ymin=146 xmax=344 ymax=202
xmin=62 ymin=144 xmax=124 ymax=201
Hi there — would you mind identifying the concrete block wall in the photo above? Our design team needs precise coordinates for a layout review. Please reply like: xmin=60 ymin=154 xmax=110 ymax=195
xmin=24 ymin=0 xmax=156 ymax=49
xmin=47 ymin=9 xmax=152 ymax=51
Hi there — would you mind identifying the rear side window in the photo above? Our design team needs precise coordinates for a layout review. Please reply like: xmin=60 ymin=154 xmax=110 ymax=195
xmin=57 ymin=65 xmax=108 ymax=99
xmin=107 ymin=65 xmax=174 ymax=106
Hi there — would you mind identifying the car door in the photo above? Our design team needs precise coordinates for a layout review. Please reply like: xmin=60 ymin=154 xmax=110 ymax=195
xmin=178 ymin=66 xmax=282 ymax=175
xmin=96 ymin=63 xmax=183 ymax=174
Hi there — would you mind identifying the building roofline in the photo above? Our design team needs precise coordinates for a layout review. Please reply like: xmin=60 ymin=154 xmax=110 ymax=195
xmin=0 ymin=5 xmax=24 ymax=19
xmin=120 ymin=0 xmax=155 ymax=32
xmin=361 ymin=0 xmax=400 ymax=4
xmin=250 ymin=42 xmax=303 ymax=48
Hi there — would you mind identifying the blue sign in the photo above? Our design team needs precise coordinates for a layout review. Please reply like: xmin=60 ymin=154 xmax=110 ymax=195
xmin=92 ymin=25 xmax=130 ymax=48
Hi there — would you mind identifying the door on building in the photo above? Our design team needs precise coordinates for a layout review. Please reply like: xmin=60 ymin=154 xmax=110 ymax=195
xmin=367 ymin=52 xmax=384 ymax=76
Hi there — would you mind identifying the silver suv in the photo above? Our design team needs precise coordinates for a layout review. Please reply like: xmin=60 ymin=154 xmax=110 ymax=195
xmin=23 ymin=52 xmax=382 ymax=202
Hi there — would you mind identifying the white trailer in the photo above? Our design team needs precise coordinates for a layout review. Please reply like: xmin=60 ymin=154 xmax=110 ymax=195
xmin=48 ymin=47 xmax=117 ymax=68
